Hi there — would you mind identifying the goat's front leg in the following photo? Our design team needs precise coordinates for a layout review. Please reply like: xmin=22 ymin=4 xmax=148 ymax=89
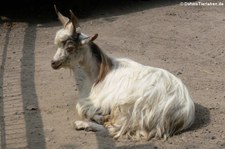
xmin=75 ymin=102 xmax=110 ymax=132
xmin=76 ymin=101 xmax=108 ymax=124
xmin=74 ymin=121 xmax=106 ymax=132
xmin=74 ymin=115 xmax=110 ymax=132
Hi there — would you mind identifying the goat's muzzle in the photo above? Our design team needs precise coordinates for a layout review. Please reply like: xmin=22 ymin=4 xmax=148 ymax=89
xmin=51 ymin=60 xmax=62 ymax=70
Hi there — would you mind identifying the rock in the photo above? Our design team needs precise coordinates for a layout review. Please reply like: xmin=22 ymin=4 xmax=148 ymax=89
xmin=211 ymin=136 xmax=216 ymax=140
xmin=177 ymin=71 xmax=182 ymax=75
xmin=46 ymin=137 xmax=52 ymax=142
xmin=50 ymin=128 xmax=55 ymax=132
xmin=26 ymin=105 xmax=38 ymax=111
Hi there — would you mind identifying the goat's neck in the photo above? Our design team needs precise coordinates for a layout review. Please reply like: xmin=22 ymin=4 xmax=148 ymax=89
xmin=73 ymin=42 xmax=112 ymax=98
xmin=73 ymin=44 xmax=100 ymax=98
xmin=80 ymin=45 xmax=100 ymax=82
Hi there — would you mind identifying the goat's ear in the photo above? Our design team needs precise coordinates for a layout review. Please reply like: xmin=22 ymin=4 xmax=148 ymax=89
xmin=81 ymin=34 xmax=98 ymax=45
xmin=54 ymin=5 xmax=69 ymax=27
xmin=90 ymin=34 xmax=98 ymax=41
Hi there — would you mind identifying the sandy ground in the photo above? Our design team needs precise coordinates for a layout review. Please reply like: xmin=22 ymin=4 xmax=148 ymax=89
xmin=0 ymin=0 xmax=225 ymax=148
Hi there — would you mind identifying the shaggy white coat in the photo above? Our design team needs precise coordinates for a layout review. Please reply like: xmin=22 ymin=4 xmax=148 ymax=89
xmin=51 ymin=8 xmax=195 ymax=140
xmin=75 ymin=54 xmax=195 ymax=140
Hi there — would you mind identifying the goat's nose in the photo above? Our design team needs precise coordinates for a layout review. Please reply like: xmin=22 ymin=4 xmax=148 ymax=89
xmin=51 ymin=60 xmax=57 ymax=68
xmin=51 ymin=60 xmax=55 ymax=66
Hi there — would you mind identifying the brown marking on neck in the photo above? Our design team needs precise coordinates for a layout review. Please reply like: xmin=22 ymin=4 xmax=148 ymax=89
xmin=89 ymin=42 xmax=113 ymax=85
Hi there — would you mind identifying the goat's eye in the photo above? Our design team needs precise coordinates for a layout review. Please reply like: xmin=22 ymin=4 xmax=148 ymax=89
xmin=67 ymin=47 xmax=74 ymax=53
xmin=61 ymin=40 xmax=67 ymax=46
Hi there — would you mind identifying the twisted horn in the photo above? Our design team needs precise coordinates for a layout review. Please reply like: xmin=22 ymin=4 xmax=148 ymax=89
xmin=54 ymin=5 xmax=69 ymax=27
xmin=69 ymin=9 xmax=80 ymax=33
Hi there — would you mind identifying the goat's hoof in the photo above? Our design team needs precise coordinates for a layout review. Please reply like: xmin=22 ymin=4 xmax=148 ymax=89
xmin=74 ymin=121 xmax=89 ymax=131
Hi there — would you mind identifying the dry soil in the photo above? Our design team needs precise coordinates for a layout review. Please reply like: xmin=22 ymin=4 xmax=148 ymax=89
xmin=0 ymin=0 xmax=225 ymax=149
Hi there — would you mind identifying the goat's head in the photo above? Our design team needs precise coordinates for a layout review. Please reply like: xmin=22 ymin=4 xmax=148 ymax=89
xmin=51 ymin=5 xmax=98 ymax=70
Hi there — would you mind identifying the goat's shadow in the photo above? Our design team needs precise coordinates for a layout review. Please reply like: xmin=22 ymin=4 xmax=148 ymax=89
xmin=189 ymin=103 xmax=210 ymax=131
xmin=93 ymin=103 xmax=211 ymax=148
xmin=91 ymin=103 xmax=210 ymax=149
xmin=99 ymin=102 xmax=210 ymax=148
xmin=92 ymin=129 xmax=158 ymax=149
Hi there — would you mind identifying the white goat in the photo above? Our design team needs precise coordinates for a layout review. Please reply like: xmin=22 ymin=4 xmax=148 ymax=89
xmin=51 ymin=6 xmax=195 ymax=140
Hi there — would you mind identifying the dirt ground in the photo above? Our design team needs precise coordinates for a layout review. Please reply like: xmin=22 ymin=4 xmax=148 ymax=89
xmin=0 ymin=0 xmax=225 ymax=148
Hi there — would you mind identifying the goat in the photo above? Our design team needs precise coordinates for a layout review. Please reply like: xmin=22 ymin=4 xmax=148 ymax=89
xmin=51 ymin=6 xmax=195 ymax=140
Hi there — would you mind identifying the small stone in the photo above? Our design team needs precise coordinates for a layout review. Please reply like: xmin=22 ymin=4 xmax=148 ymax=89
xmin=50 ymin=128 xmax=55 ymax=132
xmin=209 ymin=107 xmax=215 ymax=110
xmin=211 ymin=136 xmax=216 ymax=140
xmin=30 ymin=130 xmax=34 ymax=134
xmin=26 ymin=105 xmax=38 ymax=111
xmin=177 ymin=71 xmax=182 ymax=75
xmin=47 ymin=138 xmax=52 ymax=142
xmin=221 ymin=142 xmax=225 ymax=146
